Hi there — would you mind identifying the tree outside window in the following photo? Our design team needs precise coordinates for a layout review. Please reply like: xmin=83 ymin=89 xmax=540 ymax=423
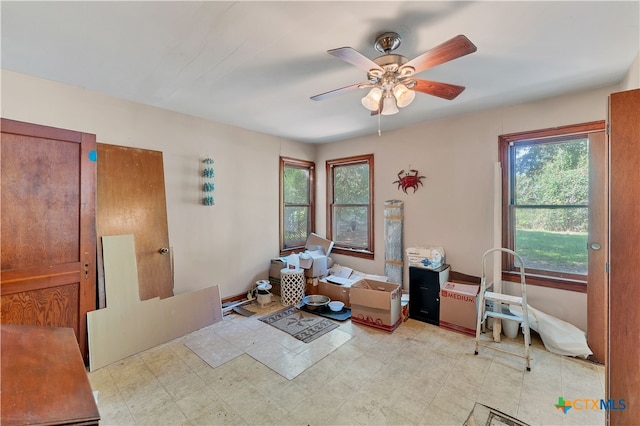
xmin=500 ymin=121 xmax=604 ymax=291
xmin=327 ymin=154 xmax=374 ymax=259
xmin=280 ymin=157 xmax=314 ymax=254
xmin=512 ymin=138 xmax=588 ymax=275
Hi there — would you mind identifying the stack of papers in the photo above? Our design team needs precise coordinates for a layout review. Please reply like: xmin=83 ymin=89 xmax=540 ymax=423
xmin=325 ymin=276 xmax=355 ymax=287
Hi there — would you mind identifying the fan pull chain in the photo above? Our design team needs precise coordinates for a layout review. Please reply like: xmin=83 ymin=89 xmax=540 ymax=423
xmin=378 ymin=111 xmax=382 ymax=136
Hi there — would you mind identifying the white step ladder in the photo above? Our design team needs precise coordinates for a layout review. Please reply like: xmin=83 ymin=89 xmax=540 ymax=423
xmin=474 ymin=248 xmax=531 ymax=371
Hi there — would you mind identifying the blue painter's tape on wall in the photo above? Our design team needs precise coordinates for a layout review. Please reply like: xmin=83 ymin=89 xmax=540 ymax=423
xmin=88 ymin=150 xmax=97 ymax=162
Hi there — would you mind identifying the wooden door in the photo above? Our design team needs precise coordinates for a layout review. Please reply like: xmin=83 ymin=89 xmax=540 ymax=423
xmin=1 ymin=119 xmax=97 ymax=362
xmin=587 ymin=131 xmax=608 ymax=364
xmin=608 ymin=88 xmax=640 ymax=424
xmin=96 ymin=143 xmax=173 ymax=305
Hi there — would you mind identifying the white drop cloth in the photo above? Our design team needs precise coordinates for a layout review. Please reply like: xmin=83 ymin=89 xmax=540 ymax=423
xmin=509 ymin=304 xmax=593 ymax=359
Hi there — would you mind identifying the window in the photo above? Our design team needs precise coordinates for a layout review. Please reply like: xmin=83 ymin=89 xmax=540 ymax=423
xmin=280 ymin=157 xmax=314 ymax=255
xmin=499 ymin=122 xmax=604 ymax=292
xmin=326 ymin=154 xmax=374 ymax=259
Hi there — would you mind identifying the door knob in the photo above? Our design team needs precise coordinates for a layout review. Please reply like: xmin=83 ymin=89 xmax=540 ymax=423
xmin=590 ymin=243 xmax=601 ymax=250
xmin=159 ymin=247 xmax=169 ymax=255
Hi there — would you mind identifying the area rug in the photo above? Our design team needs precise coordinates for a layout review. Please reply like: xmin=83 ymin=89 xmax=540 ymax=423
xmin=464 ymin=403 xmax=529 ymax=426
xmin=259 ymin=306 xmax=339 ymax=343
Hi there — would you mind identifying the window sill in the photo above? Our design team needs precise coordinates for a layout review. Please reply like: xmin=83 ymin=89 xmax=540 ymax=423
xmin=502 ymin=271 xmax=586 ymax=293
xmin=331 ymin=247 xmax=374 ymax=260
xmin=279 ymin=247 xmax=305 ymax=257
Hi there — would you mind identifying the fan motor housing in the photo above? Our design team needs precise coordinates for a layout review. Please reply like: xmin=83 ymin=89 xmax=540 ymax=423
xmin=373 ymin=54 xmax=408 ymax=68
xmin=368 ymin=54 xmax=411 ymax=82
xmin=374 ymin=31 xmax=402 ymax=53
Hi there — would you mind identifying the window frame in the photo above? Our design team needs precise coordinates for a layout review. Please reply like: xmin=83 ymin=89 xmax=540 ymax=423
xmin=326 ymin=154 xmax=375 ymax=259
xmin=499 ymin=121 xmax=604 ymax=293
xmin=279 ymin=157 xmax=315 ymax=256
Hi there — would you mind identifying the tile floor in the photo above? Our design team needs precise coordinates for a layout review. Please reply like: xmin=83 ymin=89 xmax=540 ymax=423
xmin=88 ymin=301 xmax=605 ymax=425
xmin=183 ymin=305 xmax=352 ymax=381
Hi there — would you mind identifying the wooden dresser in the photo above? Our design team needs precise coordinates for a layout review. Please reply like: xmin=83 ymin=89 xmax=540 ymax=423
xmin=1 ymin=324 xmax=100 ymax=425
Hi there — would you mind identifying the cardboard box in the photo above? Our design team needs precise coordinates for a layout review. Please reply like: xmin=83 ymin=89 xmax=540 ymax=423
xmin=268 ymin=258 xmax=286 ymax=295
xmin=439 ymin=282 xmax=480 ymax=336
xmin=350 ymin=279 xmax=402 ymax=332
xmin=306 ymin=277 xmax=320 ymax=295
xmin=282 ymin=233 xmax=334 ymax=278
xmin=301 ymin=251 xmax=328 ymax=278
xmin=318 ymin=279 xmax=352 ymax=307
xmin=270 ymin=234 xmax=334 ymax=292
xmin=305 ymin=233 xmax=334 ymax=255
xmin=300 ymin=233 xmax=334 ymax=278
xmin=406 ymin=246 xmax=446 ymax=269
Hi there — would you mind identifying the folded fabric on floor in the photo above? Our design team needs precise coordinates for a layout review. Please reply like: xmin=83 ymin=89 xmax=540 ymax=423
xmin=509 ymin=304 xmax=592 ymax=358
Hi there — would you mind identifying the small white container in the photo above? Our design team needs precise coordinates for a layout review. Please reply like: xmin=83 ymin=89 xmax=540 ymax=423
xmin=501 ymin=306 xmax=521 ymax=338
xmin=328 ymin=301 xmax=344 ymax=312
xmin=255 ymin=280 xmax=272 ymax=307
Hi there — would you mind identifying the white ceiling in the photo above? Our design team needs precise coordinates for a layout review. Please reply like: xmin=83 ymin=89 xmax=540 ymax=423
xmin=2 ymin=1 xmax=639 ymax=144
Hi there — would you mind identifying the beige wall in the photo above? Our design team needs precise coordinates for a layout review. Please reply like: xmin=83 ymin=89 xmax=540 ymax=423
xmin=3 ymin=65 xmax=636 ymax=331
xmin=1 ymin=69 xmax=316 ymax=300
xmin=621 ymin=52 xmax=640 ymax=91
xmin=316 ymin=85 xmax=621 ymax=331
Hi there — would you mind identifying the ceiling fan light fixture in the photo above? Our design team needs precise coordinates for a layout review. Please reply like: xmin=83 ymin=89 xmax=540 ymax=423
xmin=312 ymin=33 xmax=477 ymax=120
xmin=393 ymin=83 xmax=416 ymax=108
xmin=381 ymin=94 xmax=399 ymax=115
xmin=361 ymin=87 xmax=383 ymax=111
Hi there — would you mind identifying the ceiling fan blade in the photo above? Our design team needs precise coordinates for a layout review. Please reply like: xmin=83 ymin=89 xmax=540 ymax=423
xmin=310 ymin=82 xmax=369 ymax=101
xmin=411 ymin=79 xmax=466 ymax=100
xmin=401 ymin=35 xmax=477 ymax=75
xmin=328 ymin=47 xmax=384 ymax=72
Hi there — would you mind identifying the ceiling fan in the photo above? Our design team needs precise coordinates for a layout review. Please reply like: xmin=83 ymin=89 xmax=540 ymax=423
xmin=310 ymin=32 xmax=477 ymax=116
